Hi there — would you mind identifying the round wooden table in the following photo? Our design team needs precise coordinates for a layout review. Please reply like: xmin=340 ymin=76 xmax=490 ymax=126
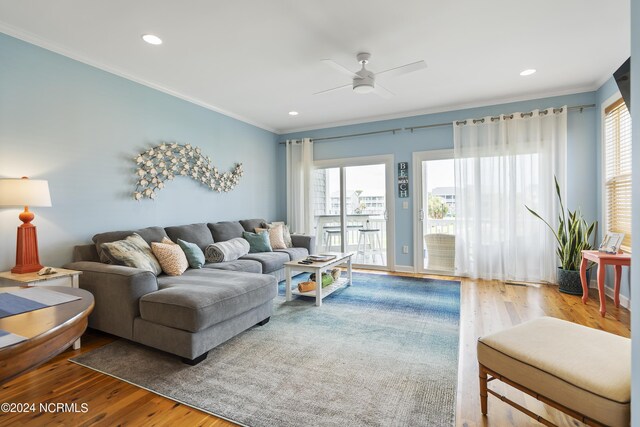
xmin=0 ymin=286 xmax=94 ymax=384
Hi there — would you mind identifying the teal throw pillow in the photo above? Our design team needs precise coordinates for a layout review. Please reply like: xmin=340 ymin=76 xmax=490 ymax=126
xmin=242 ymin=231 xmax=272 ymax=253
xmin=177 ymin=239 xmax=205 ymax=268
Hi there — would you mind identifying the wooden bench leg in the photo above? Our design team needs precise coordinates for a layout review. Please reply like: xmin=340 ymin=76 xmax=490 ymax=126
xmin=479 ymin=364 xmax=607 ymax=427
xmin=479 ymin=363 xmax=488 ymax=415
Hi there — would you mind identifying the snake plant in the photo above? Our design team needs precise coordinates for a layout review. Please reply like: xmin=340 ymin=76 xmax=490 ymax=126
xmin=525 ymin=176 xmax=597 ymax=271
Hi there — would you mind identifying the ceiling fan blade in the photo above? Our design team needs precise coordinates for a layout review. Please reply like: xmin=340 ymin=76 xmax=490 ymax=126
xmin=321 ymin=59 xmax=359 ymax=78
xmin=376 ymin=60 xmax=427 ymax=80
xmin=313 ymin=83 xmax=352 ymax=95
xmin=373 ymin=84 xmax=394 ymax=99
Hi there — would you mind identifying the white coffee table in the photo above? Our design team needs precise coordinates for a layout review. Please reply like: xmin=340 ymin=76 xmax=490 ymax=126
xmin=284 ymin=252 xmax=353 ymax=307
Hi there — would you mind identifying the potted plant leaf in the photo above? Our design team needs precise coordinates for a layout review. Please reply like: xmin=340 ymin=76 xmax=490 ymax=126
xmin=525 ymin=176 xmax=597 ymax=295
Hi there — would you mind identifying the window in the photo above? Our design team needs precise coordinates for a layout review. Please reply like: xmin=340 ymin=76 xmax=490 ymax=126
xmin=604 ymin=98 xmax=632 ymax=251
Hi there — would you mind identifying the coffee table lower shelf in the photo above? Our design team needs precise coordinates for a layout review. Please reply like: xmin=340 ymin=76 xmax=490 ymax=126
xmin=291 ymin=278 xmax=350 ymax=299
xmin=284 ymin=252 xmax=354 ymax=307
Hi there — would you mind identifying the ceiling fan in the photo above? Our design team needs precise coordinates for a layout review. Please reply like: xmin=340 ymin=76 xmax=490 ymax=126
xmin=314 ymin=52 xmax=427 ymax=99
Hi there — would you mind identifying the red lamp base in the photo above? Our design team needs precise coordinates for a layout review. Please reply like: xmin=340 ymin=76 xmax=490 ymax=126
xmin=12 ymin=222 xmax=43 ymax=274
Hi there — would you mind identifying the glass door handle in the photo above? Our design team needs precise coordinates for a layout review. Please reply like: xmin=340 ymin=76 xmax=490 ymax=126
xmin=383 ymin=209 xmax=388 ymax=221
xmin=419 ymin=209 xmax=425 ymax=221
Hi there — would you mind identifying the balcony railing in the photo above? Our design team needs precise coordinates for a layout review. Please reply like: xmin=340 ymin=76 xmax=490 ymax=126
xmin=425 ymin=218 xmax=455 ymax=235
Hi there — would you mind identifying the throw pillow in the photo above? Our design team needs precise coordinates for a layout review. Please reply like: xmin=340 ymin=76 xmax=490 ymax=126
xmin=254 ymin=224 xmax=287 ymax=250
xmin=262 ymin=221 xmax=293 ymax=248
xmin=100 ymin=233 xmax=162 ymax=276
xmin=242 ymin=231 xmax=272 ymax=253
xmin=177 ymin=239 xmax=206 ymax=269
xmin=151 ymin=240 xmax=189 ymax=276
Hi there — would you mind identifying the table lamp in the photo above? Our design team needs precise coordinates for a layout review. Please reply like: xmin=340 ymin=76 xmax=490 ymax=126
xmin=0 ymin=177 xmax=52 ymax=273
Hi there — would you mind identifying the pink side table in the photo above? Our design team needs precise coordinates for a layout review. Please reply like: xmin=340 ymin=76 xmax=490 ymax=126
xmin=580 ymin=250 xmax=631 ymax=317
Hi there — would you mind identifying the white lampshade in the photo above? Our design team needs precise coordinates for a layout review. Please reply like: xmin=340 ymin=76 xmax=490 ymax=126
xmin=0 ymin=178 xmax=52 ymax=207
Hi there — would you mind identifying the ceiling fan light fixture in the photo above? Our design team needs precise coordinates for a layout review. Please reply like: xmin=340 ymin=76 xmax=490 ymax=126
xmin=316 ymin=52 xmax=425 ymax=98
xmin=353 ymin=81 xmax=375 ymax=94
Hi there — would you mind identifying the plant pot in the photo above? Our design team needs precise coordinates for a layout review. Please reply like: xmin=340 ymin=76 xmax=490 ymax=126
xmin=557 ymin=267 xmax=589 ymax=296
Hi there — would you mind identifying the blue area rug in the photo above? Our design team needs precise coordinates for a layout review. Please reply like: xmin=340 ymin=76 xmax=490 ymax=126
xmin=72 ymin=272 xmax=460 ymax=427
xmin=284 ymin=271 xmax=460 ymax=320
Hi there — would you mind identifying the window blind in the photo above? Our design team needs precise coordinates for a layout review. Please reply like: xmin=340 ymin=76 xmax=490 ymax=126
xmin=604 ymin=98 xmax=632 ymax=252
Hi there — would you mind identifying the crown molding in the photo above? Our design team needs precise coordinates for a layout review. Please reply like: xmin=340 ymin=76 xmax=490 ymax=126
xmin=0 ymin=22 xmax=278 ymax=134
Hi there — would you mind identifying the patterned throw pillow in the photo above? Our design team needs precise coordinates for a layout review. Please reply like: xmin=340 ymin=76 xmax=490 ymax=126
xmin=100 ymin=233 xmax=162 ymax=276
xmin=262 ymin=221 xmax=293 ymax=247
xmin=177 ymin=239 xmax=205 ymax=269
xmin=255 ymin=224 xmax=287 ymax=250
xmin=151 ymin=238 xmax=189 ymax=276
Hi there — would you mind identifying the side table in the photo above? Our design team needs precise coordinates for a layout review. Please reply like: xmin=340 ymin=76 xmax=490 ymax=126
xmin=0 ymin=268 xmax=81 ymax=289
xmin=579 ymin=250 xmax=631 ymax=317
xmin=0 ymin=268 xmax=83 ymax=348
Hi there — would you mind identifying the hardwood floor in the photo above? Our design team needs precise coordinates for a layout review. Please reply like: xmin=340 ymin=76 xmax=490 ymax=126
xmin=0 ymin=272 xmax=630 ymax=427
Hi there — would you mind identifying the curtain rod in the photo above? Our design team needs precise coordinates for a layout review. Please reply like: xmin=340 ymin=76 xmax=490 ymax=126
xmin=278 ymin=103 xmax=595 ymax=144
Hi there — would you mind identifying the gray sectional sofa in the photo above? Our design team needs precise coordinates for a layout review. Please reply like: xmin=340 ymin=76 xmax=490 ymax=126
xmin=65 ymin=218 xmax=314 ymax=364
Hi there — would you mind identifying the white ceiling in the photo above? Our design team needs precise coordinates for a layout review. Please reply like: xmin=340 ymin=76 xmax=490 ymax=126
xmin=0 ymin=0 xmax=630 ymax=134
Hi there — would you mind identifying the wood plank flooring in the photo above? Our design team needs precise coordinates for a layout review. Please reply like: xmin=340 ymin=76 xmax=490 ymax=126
xmin=0 ymin=272 xmax=630 ymax=426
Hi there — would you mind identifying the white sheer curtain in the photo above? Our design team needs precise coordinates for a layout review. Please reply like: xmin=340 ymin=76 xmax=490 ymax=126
xmin=285 ymin=138 xmax=314 ymax=234
xmin=454 ymin=107 xmax=567 ymax=283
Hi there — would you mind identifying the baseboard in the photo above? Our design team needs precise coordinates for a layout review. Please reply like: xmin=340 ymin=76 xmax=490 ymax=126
xmin=588 ymin=279 xmax=631 ymax=311
xmin=393 ymin=265 xmax=415 ymax=273
xmin=606 ymin=287 xmax=631 ymax=310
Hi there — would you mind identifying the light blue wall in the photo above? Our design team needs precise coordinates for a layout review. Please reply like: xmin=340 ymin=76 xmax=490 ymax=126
xmin=595 ymin=77 xmax=632 ymax=299
xmin=630 ymin=0 xmax=639 ymax=424
xmin=281 ymin=92 xmax=598 ymax=268
xmin=0 ymin=33 xmax=279 ymax=270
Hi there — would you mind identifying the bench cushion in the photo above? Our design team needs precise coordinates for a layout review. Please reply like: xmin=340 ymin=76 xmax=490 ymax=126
xmin=143 ymin=270 xmax=277 ymax=332
xmin=477 ymin=317 xmax=630 ymax=427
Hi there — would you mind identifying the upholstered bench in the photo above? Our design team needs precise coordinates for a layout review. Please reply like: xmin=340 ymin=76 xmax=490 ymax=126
xmin=477 ymin=317 xmax=630 ymax=427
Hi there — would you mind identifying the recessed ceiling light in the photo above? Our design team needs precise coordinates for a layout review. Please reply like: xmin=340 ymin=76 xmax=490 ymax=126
xmin=520 ymin=69 xmax=536 ymax=76
xmin=288 ymin=111 xmax=299 ymax=116
xmin=142 ymin=34 xmax=163 ymax=45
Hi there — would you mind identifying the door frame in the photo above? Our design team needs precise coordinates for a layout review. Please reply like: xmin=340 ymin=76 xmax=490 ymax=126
xmin=412 ymin=149 xmax=454 ymax=274
xmin=314 ymin=154 xmax=396 ymax=271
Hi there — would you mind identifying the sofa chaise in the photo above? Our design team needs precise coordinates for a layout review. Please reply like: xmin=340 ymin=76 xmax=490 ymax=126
xmin=65 ymin=218 xmax=314 ymax=364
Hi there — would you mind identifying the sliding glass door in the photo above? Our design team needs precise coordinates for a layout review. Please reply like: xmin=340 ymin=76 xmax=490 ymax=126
xmin=312 ymin=156 xmax=394 ymax=270
xmin=312 ymin=167 xmax=343 ymax=253
xmin=345 ymin=164 xmax=388 ymax=266
xmin=413 ymin=150 xmax=456 ymax=275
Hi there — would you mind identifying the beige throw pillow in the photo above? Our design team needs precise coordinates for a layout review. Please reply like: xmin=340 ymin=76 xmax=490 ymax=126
xmin=151 ymin=238 xmax=189 ymax=276
xmin=255 ymin=224 xmax=287 ymax=249
xmin=261 ymin=221 xmax=293 ymax=248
